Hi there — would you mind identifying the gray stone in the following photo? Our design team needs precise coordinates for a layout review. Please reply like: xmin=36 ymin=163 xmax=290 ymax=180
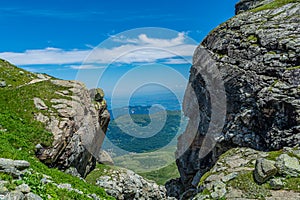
xmin=210 ymin=181 xmax=226 ymax=199
xmin=58 ymin=183 xmax=72 ymax=191
xmin=33 ymin=98 xmax=48 ymax=110
xmin=4 ymin=191 xmax=25 ymax=200
xmin=222 ymin=172 xmax=239 ymax=182
xmin=254 ymin=158 xmax=278 ymax=183
xmin=64 ymin=167 xmax=82 ymax=178
xmin=269 ymin=178 xmax=284 ymax=190
xmin=13 ymin=160 xmax=30 ymax=170
xmin=0 ymin=81 xmax=6 ymax=87
xmin=275 ymin=154 xmax=300 ymax=177
xmin=89 ymin=193 xmax=101 ymax=200
xmin=16 ymin=184 xmax=31 ymax=194
xmin=24 ymin=192 xmax=43 ymax=200
xmin=97 ymin=150 xmax=114 ymax=166
xmin=0 ymin=158 xmax=30 ymax=178
xmin=0 ymin=185 xmax=8 ymax=195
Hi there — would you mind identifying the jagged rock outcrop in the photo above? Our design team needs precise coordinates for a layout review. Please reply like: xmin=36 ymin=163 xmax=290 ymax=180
xmin=170 ymin=0 xmax=300 ymax=199
xmin=34 ymin=80 xmax=109 ymax=178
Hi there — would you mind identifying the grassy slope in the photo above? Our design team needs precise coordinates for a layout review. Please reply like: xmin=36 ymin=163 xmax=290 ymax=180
xmin=0 ymin=59 xmax=114 ymax=199
xmin=139 ymin=162 xmax=179 ymax=185
xmin=113 ymin=146 xmax=176 ymax=173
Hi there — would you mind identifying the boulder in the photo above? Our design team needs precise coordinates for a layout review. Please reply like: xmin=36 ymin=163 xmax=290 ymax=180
xmin=0 ymin=158 xmax=30 ymax=178
xmin=97 ymin=150 xmax=114 ymax=166
xmin=275 ymin=154 xmax=300 ymax=177
xmin=34 ymin=80 xmax=110 ymax=178
xmin=16 ymin=184 xmax=31 ymax=194
xmin=269 ymin=178 xmax=284 ymax=190
xmin=4 ymin=191 xmax=25 ymax=200
xmin=33 ymin=98 xmax=48 ymax=110
xmin=254 ymin=158 xmax=277 ymax=183
xmin=24 ymin=193 xmax=43 ymax=200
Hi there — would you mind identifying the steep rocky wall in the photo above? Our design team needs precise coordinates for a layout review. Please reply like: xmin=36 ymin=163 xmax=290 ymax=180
xmin=171 ymin=1 xmax=300 ymax=199
xmin=34 ymin=79 xmax=109 ymax=177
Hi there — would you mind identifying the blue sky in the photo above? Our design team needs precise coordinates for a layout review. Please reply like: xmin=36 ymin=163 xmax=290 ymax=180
xmin=0 ymin=0 xmax=238 ymax=98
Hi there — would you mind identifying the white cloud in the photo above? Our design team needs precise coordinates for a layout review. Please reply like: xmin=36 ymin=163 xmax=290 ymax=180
xmin=68 ymin=64 xmax=106 ymax=69
xmin=162 ymin=58 xmax=191 ymax=64
xmin=0 ymin=32 xmax=196 ymax=68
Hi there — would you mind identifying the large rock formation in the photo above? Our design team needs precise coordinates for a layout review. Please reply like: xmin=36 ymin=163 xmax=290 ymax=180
xmin=34 ymin=79 xmax=109 ymax=178
xmin=169 ymin=0 xmax=300 ymax=198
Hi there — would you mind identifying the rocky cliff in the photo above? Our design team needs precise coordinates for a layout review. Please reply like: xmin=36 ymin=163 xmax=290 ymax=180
xmin=169 ymin=0 xmax=300 ymax=198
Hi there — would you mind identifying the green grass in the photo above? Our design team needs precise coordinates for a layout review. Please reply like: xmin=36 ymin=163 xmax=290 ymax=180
xmin=0 ymin=60 xmax=114 ymax=199
xmin=0 ymin=59 xmax=36 ymax=88
xmin=228 ymin=172 xmax=271 ymax=199
xmin=199 ymin=170 xmax=213 ymax=186
xmin=284 ymin=177 xmax=300 ymax=192
xmin=113 ymin=146 xmax=176 ymax=172
xmin=139 ymin=162 xmax=179 ymax=185
xmin=247 ymin=35 xmax=258 ymax=43
xmin=85 ymin=164 xmax=114 ymax=185
xmin=266 ymin=149 xmax=283 ymax=160
xmin=286 ymin=66 xmax=300 ymax=71
xmin=251 ymin=0 xmax=299 ymax=12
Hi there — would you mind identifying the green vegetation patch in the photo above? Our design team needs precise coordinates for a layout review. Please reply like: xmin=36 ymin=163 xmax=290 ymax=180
xmin=139 ymin=162 xmax=179 ymax=185
xmin=0 ymin=59 xmax=36 ymax=88
xmin=247 ymin=35 xmax=258 ymax=43
xmin=284 ymin=177 xmax=300 ymax=192
xmin=228 ymin=171 xmax=271 ymax=199
xmin=114 ymin=146 xmax=176 ymax=173
xmin=286 ymin=66 xmax=300 ymax=71
xmin=86 ymin=164 xmax=114 ymax=185
xmin=266 ymin=149 xmax=283 ymax=161
xmin=251 ymin=0 xmax=299 ymax=12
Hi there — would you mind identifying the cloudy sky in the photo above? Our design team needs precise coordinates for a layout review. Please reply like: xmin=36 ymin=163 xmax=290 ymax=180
xmin=0 ymin=0 xmax=237 ymax=98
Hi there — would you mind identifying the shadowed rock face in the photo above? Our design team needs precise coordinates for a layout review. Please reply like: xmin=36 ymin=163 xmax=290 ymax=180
xmin=169 ymin=1 xmax=300 ymax=198
xmin=34 ymin=80 xmax=110 ymax=178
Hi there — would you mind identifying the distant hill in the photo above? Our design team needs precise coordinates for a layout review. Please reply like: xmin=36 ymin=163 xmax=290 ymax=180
xmin=105 ymin=109 xmax=187 ymax=153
